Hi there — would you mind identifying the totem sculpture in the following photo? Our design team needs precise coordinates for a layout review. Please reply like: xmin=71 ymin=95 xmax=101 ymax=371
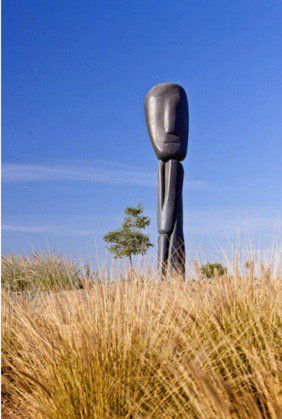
xmin=145 ymin=83 xmax=189 ymax=278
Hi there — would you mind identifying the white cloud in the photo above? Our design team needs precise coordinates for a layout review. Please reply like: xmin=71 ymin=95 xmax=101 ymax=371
xmin=2 ymin=161 xmax=207 ymax=190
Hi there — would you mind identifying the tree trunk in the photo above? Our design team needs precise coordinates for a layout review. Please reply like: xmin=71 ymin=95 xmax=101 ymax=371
xmin=129 ymin=255 xmax=132 ymax=268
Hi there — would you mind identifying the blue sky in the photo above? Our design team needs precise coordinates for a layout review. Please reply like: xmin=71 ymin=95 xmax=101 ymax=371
xmin=2 ymin=0 xmax=282 ymax=264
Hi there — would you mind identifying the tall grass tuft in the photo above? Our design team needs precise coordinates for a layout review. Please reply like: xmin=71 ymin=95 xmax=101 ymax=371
xmin=2 ymin=253 xmax=282 ymax=418
xmin=1 ymin=252 xmax=83 ymax=292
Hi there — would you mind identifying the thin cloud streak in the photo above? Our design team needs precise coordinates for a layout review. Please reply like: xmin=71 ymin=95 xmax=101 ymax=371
xmin=2 ymin=224 xmax=102 ymax=236
xmin=3 ymin=210 xmax=281 ymax=238
xmin=2 ymin=161 xmax=206 ymax=190
xmin=183 ymin=209 xmax=282 ymax=236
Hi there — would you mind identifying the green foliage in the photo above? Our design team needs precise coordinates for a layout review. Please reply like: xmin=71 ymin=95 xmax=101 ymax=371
xmin=200 ymin=262 xmax=227 ymax=278
xmin=104 ymin=204 xmax=153 ymax=266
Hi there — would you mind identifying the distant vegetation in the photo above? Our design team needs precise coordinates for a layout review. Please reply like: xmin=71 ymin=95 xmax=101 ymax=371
xmin=2 ymin=251 xmax=281 ymax=417
xmin=103 ymin=204 xmax=153 ymax=267
xmin=200 ymin=262 xmax=227 ymax=278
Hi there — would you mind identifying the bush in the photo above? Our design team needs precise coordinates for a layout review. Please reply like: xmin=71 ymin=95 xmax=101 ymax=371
xmin=200 ymin=262 xmax=227 ymax=278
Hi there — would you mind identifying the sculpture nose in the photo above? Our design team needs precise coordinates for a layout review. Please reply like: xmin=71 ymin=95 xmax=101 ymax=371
xmin=164 ymin=105 xmax=177 ymax=134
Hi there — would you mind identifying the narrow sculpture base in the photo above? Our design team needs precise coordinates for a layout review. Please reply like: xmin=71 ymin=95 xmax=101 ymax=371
xmin=158 ymin=160 xmax=185 ymax=280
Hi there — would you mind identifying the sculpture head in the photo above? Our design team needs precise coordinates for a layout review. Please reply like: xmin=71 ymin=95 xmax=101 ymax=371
xmin=145 ymin=83 xmax=188 ymax=161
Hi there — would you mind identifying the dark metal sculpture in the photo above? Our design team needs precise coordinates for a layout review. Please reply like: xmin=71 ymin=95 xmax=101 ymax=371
xmin=145 ymin=83 xmax=189 ymax=278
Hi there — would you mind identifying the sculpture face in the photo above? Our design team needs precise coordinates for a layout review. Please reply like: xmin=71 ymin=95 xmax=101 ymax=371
xmin=145 ymin=83 xmax=188 ymax=161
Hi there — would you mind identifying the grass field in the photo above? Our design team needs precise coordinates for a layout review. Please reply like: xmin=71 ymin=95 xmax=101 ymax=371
xmin=2 ymin=251 xmax=282 ymax=418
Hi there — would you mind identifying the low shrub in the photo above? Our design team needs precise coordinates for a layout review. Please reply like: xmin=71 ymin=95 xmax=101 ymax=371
xmin=200 ymin=262 xmax=227 ymax=278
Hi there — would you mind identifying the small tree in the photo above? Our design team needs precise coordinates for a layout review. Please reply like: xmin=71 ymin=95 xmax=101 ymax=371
xmin=104 ymin=204 xmax=153 ymax=267
xmin=200 ymin=262 xmax=227 ymax=279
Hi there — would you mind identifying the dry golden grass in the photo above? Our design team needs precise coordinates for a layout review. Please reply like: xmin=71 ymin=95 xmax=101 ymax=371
xmin=2 ymin=254 xmax=282 ymax=418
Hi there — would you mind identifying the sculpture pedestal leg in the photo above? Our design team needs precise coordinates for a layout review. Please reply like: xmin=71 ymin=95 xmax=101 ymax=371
xmin=169 ymin=221 xmax=185 ymax=278
xmin=158 ymin=234 xmax=169 ymax=279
